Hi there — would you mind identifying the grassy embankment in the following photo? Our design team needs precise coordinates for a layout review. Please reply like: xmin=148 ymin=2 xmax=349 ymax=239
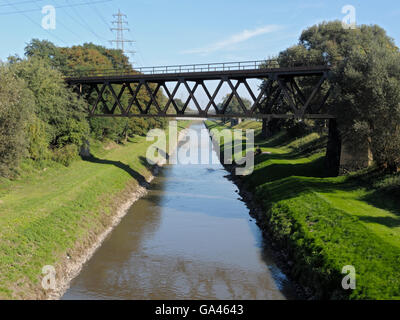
xmin=0 ymin=121 xmax=189 ymax=299
xmin=206 ymin=120 xmax=400 ymax=300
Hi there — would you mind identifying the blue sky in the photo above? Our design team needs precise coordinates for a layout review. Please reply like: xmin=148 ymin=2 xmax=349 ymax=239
xmin=0 ymin=0 xmax=399 ymax=105
xmin=1 ymin=0 xmax=399 ymax=65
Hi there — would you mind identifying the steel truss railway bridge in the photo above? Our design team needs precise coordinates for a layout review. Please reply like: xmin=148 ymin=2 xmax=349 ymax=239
xmin=64 ymin=60 xmax=334 ymax=121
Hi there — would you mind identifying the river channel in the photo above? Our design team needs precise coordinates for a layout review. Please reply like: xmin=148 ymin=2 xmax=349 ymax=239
xmin=63 ymin=122 xmax=295 ymax=300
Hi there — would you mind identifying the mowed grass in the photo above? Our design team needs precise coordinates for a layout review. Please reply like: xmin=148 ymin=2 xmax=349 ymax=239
xmin=0 ymin=121 xmax=189 ymax=299
xmin=205 ymin=120 xmax=400 ymax=299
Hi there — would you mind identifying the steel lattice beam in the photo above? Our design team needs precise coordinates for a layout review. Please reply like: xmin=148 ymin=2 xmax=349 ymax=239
xmin=67 ymin=66 xmax=334 ymax=119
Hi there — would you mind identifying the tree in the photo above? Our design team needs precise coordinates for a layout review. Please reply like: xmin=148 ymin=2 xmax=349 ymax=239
xmin=220 ymin=94 xmax=251 ymax=113
xmin=258 ymin=78 xmax=286 ymax=138
xmin=0 ymin=65 xmax=34 ymax=176
xmin=55 ymin=42 xmax=167 ymax=142
xmin=11 ymin=57 xmax=89 ymax=152
xmin=335 ymin=38 xmax=400 ymax=171
xmin=272 ymin=21 xmax=400 ymax=171
xmin=173 ymin=98 xmax=185 ymax=112
xmin=24 ymin=39 xmax=66 ymax=70
xmin=217 ymin=94 xmax=251 ymax=123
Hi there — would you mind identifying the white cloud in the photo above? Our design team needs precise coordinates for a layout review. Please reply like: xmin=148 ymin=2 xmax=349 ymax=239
xmin=181 ymin=25 xmax=283 ymax=55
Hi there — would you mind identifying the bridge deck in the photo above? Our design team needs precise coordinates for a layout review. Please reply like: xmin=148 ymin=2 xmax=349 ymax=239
xmin=65 ymin=65 xmax=330 ymax=84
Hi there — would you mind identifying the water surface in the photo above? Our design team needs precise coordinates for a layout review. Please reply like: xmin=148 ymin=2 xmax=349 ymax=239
xmin=63 ymin=122 xmax=295 ymax=300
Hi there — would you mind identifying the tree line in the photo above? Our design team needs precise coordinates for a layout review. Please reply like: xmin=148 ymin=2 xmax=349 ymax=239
xmin=1 ymin=21 xmax=399 ymax=177
xmin=0 ymin=40 xmax=167 ymax=177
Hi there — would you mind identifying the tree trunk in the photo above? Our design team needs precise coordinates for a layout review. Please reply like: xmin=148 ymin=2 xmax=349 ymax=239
xmin=325 ymin=119 xmax=341 ymax=176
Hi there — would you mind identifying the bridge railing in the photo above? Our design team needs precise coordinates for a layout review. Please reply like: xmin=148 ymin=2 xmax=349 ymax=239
xmin=64 ymin=60 xmax=280 ymax=78
xmin=64 ymin=59 xmax=327 ymax=78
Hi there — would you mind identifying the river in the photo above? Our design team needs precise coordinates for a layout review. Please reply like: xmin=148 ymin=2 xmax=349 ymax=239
xmin=62 ymin=122 xmax=295 ymax=300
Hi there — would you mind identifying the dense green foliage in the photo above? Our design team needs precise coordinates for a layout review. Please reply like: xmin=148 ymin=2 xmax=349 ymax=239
xmin=218 ymin=94 xmax=251 ymax=114
xmin=0 ymin=66 xmax=34 ymax=176
xmin=28 ymin=40 xmax=167 ymax=143
xmin=267 ymin=21 xmax=400 ymax=170
xmin=0 ymin=39 xmax=168 ymax=177
xmin=217 ymin=94 xmax=251 ymax=124
xmin=11 ymin=58 xmax=89 ymax=149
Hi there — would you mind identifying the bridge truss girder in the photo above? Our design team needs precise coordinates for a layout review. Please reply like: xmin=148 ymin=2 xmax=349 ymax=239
xmin=68 ymin=67 xmax=334 ymax=119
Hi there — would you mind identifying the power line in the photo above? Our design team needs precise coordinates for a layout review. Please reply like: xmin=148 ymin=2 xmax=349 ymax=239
xmin=128 ymin=29 xmax=146 ymax=67
xmin=30 ymin=0 xmax=83 ymax=41
xmin=91 ymin=2 xmax=113 ymax=33
xmin=0 ymin=0 xmax=112 ymax=15
xmin=2 ymin=0 xmax=68 ymax=45
xmin=109 ymin=9 xmax=135 ymax=58
xmin=61 ymin=0 xmax=109 ymax=44
xmin=0 ymin=0 xmax=44 ymax=8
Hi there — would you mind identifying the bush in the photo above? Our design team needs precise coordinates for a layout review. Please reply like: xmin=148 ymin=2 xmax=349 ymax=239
xmin=51 ymin=144 xmax=79 ymax=166
xmin=27 ymin=116 xmax=49 ymax=160
xmin=0 ymin=65 xmax=34 ymax=177
xmin=10 ymin=57 xmax=90 ymax=149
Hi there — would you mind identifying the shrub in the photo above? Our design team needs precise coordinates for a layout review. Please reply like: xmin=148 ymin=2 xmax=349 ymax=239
xmin=26 ymin=116 xmax=49 ymax=160
xmin=51 ymin=144 xmax=79 ymax=166
xmin=0 ymin=65 xmax=34 ymax=177
xmin=10 ymin=57 xmax=90 ymax=150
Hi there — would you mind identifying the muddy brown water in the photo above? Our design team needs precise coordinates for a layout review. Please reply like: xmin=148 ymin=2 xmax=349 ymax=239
xmin=62 ymin=122 xmax=296 ymax=300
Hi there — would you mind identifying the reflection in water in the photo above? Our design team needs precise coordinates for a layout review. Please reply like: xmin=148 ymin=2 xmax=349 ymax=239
xmin=63 ymin=122 xmax=295 ymax=300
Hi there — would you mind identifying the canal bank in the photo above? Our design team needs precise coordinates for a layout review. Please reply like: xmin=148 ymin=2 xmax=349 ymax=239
xmin=62 ymin=122 xmax=296 ymax=300
xmin=205 ymin=120 xmax=309 ymax=299
xmin=204 ymin=120 xmax=400 ymax=300
xmin=0 ymin=121 xmax=189 ymax=299
xmin=50 ymin=123 xmax=190 ymax=300
xmin=204 ymin=120 xmax=345 ymax=299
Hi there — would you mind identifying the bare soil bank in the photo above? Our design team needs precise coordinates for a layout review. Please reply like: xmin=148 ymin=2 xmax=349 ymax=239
xmin=44 ymin=128 xmax=189 ymax=300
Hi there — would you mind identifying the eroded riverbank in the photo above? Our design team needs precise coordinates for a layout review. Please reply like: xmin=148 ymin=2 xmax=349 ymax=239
xmin=49 ymin=124 xmax=190 ymax=300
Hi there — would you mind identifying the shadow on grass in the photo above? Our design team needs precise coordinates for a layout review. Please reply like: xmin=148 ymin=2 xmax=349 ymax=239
xmin=247 ymin=156 xmax=327 ymax=187
xmin=82 ymin=155 xmax=148 ymax=187
xmin=253 ymin=174 xmax=362 ymax=210
xmin=358 ymin=215 xmax=400 ymax=228
xmin=255 ymin=168 xmax=400 ymax=231
xmin=222 ymin=132 xmax=327 ymax=162
xmin=138 ymin=149 xmax=170 ymax=170
xmin=255 ymin=131 xmax=291 ymax=148
xmin=211 ymin=123 xmax=400 ymax=235
xmin=361 ymin=188 xmax=400 ymax=217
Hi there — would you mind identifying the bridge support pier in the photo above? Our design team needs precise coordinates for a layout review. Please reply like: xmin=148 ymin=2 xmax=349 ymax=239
xmin=80 ymin=139 xmax=91 ymax=159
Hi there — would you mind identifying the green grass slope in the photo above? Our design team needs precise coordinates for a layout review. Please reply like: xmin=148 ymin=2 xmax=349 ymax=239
xmin=0 ymin=121 xmax=189 ymax=299
xmin=205 ymin=120 xmax=400 ymax=300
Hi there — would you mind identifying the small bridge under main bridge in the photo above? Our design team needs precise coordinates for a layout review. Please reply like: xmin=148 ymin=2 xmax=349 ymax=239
xmin=64 ymin=60 xmax=334 ymax=120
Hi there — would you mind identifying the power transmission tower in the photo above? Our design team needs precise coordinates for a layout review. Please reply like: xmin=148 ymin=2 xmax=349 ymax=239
xmin=109 ymin=9 xmax=135 ymax=59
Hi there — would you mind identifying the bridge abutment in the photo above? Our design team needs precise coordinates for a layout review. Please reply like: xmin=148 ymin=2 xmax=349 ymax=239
xmin=80 ymin=139 xmax=91 ymax=158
